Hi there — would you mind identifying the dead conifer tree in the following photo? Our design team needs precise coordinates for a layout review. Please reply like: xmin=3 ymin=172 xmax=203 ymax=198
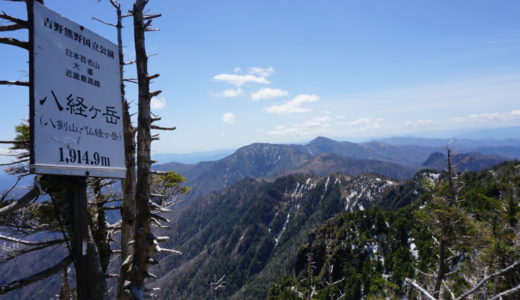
xmin=93 ymin=1 xmax=138 ymax=298
xmin=124 ymin=1 xmax=179 ymax=298
xmin=126 ymin=1 xmax=158 ymax=297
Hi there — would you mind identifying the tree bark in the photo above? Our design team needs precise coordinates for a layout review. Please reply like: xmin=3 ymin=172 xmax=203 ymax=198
xmin=128 ymin=0 xmax=154 ymax=298
xmin=111 ymin=0 xmax=138 ymax=298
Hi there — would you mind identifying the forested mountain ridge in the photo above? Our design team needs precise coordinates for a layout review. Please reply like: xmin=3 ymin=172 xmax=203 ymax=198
xmin=268 ymin=161 xmax=520 ymax=299
xmin=151 ymin=173 xmax=399 ymax=299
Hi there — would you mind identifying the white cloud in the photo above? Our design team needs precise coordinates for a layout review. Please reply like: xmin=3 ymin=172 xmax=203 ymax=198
xmin=347 ymin=117 xmax=383 ymax=130
xmin=405 ymin=119 xmax=434 ymax=126
xmin=222 ymin=112 xmax=236 ymax=124
xmin=151 ymin=97 xmax=167 ymax=110
xmin=213 ymin=66 xmax=275 ymax=87
xmin=263 ymin=94 xmax=319 ymax=115
xmin=214 ymin=88 xmax=243 ymax=98
xmin=452 ymin=110 xmax=520 ymax=123
xmin=251 ymin=88 xmax=288 ymax=101
xmin=266 ymin=116 xmax=331 ymax=137
xmin=213 ymin=73 xmax=270 ymax=86
xmin=265 ymin=115 xmax=388 ymax=139
xmin=248 ymin=67 xmax=274 ymax=78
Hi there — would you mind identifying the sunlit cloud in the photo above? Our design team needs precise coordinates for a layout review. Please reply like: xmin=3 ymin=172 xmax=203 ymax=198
xmin=263 ymin=94 xmax=319 ymax=115
xmin=222 ymin=112 xmax=236 ymax=124
xmin=213 ymin=88 xmax=243 ymax=98
xmin=214 ymin=67 xmax=274 ymax=87
xmin=151 ymin=97 xmax=167 ymax=110
xmin=405 ymin=119 xmax=434 ymax=126
xmin=266 ymin=116 xmax=331 ymax=137
xmin=452 ymin=110 xmax=520 ymax=123
xmin=251 ymin=88 xmax=288 ymax=101
xmin=248 ymin=67 xmax=274 ymax=78
xmin=213 ymin=73 xmax=270 ymax=86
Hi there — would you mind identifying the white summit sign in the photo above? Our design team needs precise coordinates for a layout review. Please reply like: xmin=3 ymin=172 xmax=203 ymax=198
xmin=31 ymin=2 xmax=125 ymax=178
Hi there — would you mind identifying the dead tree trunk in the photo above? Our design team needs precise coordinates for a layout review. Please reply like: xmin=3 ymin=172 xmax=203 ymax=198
xmin=127 ymin=0 xmax=154 ymax=298
xmin=106 ymin=1 xmax=138 ymax=298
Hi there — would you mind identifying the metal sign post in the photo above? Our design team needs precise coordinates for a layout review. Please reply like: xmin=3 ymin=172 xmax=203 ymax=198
xmin=71 ymin=176 xmax=89 ymax=299
xmin=28 ymin=2 xmax=125 ymax=299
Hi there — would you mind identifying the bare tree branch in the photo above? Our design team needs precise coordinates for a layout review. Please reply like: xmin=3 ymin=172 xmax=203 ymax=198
xmin=143 ymin=13 xmax=161 ymax=20
xmin=0 ymin=12 xmax=26 ymax=26
xmin=0 ymin=23 xmax=26 ymax=31
xmin=123 ymin=78 xmax=138 ymax=84
xmin=0 ymin=37 xmax=29 ymax=49
xmin=0 ymin=140 xmax=28 ymax=144
xmin=0 ymin=239 xmax=65 ymax=263
xmin=405 ymin=278 xmax=436 ymax=300
xmin=488 ymin=284 xmax=520 ymax=300
xmin=146 ymin=73 xmax=159 ymax=80
xmin=455 ymin=261 xmax=520 ymax=300
xmin=148 ymin=90 xmax=161 ymax=98
xmin=92 ymin=17 xmax=117 ymax=27
xmin=0 ymin=80 xmax=29 ymax=86
xmin=108 ymin=0 xmax=120 ymax=9
xmin=0 ymin=176 xmax=20 ymax=202
xmin=150 ymin=125 xmax=176 ymax=131
xmin=0 ymin=158 xmax=29 ymax=166
xmin=0 ymin=185 xmax=39 ymax=217
xmin=0 ymin=256 xmax=72 ymax=295
xmin=0 ymin=235 xmax=64 ymax=246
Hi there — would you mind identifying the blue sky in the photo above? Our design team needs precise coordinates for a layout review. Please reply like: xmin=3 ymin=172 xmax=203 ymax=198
xmin=1 ymin=0 xmax=519 ymax=155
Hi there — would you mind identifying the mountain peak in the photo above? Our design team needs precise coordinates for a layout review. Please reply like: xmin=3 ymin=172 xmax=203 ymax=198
xmin=308 ymin=136 xmax=336 ymax=145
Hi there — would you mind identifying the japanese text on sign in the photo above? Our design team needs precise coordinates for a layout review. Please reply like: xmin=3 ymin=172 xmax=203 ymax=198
xmin=31 ymin=2 xmax=125 ymax=178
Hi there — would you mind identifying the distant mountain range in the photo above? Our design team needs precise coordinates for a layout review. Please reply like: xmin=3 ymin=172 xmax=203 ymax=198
xmin=422 ymin=151 xmax=509 ymax=172
xmin=156 ymin=136 xmax=518 ymax=201
xmin=378 ymin=136 xmax=520 ymax=153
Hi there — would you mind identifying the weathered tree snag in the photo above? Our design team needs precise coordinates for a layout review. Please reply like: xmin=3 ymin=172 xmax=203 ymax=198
xmin=127 ymin=0 xmax=154 ymax=298
xmin=97 ymin=1 xmax=139 ymax=299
